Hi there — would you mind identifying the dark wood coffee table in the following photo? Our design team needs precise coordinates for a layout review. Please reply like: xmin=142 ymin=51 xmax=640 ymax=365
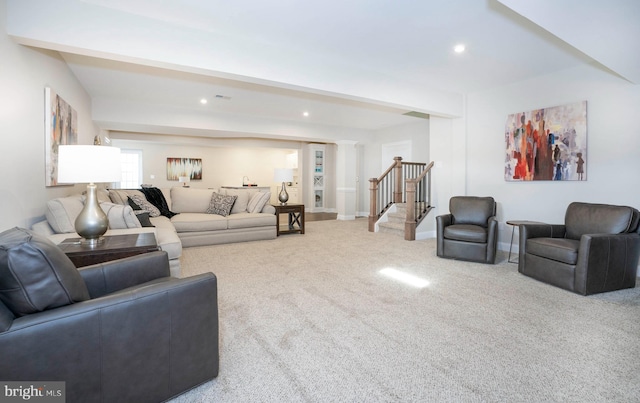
xmin=58 ymin=233 xmax=160 ymax=267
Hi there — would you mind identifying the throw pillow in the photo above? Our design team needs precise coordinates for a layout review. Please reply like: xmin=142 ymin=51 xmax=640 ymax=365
xmin=206 ymin=192 xmax=237 ymax=217
xmin=0 ymin=227 xmax=90 ymax=317
xmin=129 ymin=194 xmax=161 ymax=217
xmin=45 ymin=195 xmax=85 ymax=233
xmin=99 ymin=202 xmax=141 ymax=229
xmin=134 ymin=211 xmax=155 ymax=227
xmin=128 ymin=196 xmax=142 ymax=210
xmin=247 ymin=191 xmax=271 ymax=213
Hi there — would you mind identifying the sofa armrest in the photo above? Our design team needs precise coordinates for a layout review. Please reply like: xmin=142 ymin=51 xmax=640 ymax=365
xmin=486 ymin=216 xmax=499 ymax=262
xmin=574 ymin=233 xmax=640 ymax=295
xmin=436 ymin=214 xmax=453 ymax=228
xmin=79 ymin=251 xmax=171 ymax=298
xmin=436 ymin=214 xmax=453 ymax=256
xmin=0 ymin=272 xmax=218 ymax=403
xmin=261 ymin=204 xmax=275 ymax=214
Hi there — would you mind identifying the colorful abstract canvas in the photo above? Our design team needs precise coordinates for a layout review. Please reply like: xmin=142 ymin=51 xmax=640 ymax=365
xmin=167 ymin=158 xmax=202 ymax=180
xmin=504 ymin=101 xmax=587 ymax=181
xmin=45 ymin=87 xmax=78 ymax=186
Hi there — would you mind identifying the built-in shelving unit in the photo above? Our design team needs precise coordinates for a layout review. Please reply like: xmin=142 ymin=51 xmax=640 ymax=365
xmin=307 ymin=144 xmax=325 ymax=212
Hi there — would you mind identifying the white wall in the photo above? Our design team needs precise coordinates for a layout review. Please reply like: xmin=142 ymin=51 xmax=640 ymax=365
xmin=110 ymin=138 xmax=301 ymax=193
xmin=464 ymin=64 xmax=640 ymax=250
xmin=358 ymin=120 xmax=430 ymax=216
xmin=0 ymin=0 xmax=97 ymax=231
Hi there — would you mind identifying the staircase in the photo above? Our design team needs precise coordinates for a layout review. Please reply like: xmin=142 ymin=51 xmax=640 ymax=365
xmin=369 ymin=157 xmax=435 ymax=240
xmin=377 ymin=203 xmax=408 ymax=236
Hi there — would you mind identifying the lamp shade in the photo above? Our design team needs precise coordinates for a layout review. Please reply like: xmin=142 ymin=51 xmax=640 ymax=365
xmin=179 ymin=176 xmax=190 ymax=183
xmin=273 ymin=168 xmax=294 ymax=182
xmin=57 ymin=145 xmax=121 ymax=184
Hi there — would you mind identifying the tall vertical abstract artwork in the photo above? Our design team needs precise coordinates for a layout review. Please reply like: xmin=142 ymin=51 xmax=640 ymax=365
xmin=505 ymin=101 xmax=587 ymax=181
xmin=45 ymin=87 xmax=78 ymax=186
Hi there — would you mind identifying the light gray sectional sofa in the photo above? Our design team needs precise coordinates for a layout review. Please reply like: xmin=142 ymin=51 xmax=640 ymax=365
xmin=31 ymin=186 xmax=276 ymax=277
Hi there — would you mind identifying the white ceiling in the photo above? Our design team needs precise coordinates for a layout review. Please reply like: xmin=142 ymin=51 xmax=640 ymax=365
xmin=7 ymin=0 xmax=639 ymax=140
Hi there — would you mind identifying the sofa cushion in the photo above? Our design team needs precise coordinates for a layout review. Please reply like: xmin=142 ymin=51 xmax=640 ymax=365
xmin=565 ymin=202 xmax=638 ymax=240
xmin=45 ymin=195 xmax=85 ymax=233
xmin=221 ymin=189 xmax=251 ymax=214
xmin=108 ymin=189 xmax=146 ymax=205
xmin=443 ymin=224 xmax=487 ymax=243
xmin=227 ymin=212 xmax=277 ymax=229
xmin=171 ymin=187 xmax=214 ymax=213
xmin=526 ymin=237 xmax=580 ymax=265
xmin=0 ymin=227 xmax=90 ymax=317
xmin=247 ymin=191 xmax=271 ymax=213
xmin=206 ymin=193 xmax=237 ymax=217
xmin=100 ymin=202 xmax=142 ymax=229
xmin=171 ymin=213 xmax=228 ymax=232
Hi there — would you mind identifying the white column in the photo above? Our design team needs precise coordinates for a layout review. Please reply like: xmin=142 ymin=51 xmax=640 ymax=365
xmin=335 ymin=140 xmax=358 ymax=220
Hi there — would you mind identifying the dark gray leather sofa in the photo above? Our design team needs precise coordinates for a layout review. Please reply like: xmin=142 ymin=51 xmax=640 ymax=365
xmin=518 ymin=202 xmax=640 ymax=295
xmin=0 ymin=227 xmax=218 ymax=403
xmin=436 ymin=196 xmax=498 ymax=264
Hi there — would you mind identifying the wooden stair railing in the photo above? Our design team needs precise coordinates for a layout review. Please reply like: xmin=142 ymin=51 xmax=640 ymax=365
xmin=404 ymin=161 xmax=434 ymax=240
xmin=369 ymin=157 xmax=435 ymax=240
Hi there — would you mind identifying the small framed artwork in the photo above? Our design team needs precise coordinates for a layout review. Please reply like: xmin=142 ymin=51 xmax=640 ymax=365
xmin=504 ymin=101 xmax=587 ymax=181
xmin=167 ymin=158 xmax=202 ymax=180
xmin=45 ymin=87 xmax=78 ymax=186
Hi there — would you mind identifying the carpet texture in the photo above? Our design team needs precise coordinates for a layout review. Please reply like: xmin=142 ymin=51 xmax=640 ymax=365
xmin=171 ymin=219 xmax=640 ymax=402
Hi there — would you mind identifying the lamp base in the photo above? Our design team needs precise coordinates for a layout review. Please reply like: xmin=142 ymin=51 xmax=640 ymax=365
xmin=79 ymin=236 xmax=106 ymax=246
xmin=75 ymin=183 xmax=109 ymax=242
xmin=278 ymin=182 xmax=289 ymax=205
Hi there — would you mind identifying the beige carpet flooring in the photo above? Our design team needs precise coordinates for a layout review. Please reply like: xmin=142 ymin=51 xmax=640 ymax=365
xmin=171 ymin=218 xmax=640 ymax=402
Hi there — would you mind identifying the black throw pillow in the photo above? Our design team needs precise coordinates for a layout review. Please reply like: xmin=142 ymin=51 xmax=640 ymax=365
xmin=134 ymin=211 xmax=155 ymax=227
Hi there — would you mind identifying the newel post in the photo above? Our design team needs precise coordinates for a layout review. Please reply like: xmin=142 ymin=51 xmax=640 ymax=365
xmin=393 ymin=156 xmax=403 ymax=204
xmin=404 ymin=179 xmax=416 ymax=241
xmin=368 ymin=178 xmax=379 ymax=232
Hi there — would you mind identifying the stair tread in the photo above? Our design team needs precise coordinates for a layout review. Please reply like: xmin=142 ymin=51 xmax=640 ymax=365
xmin=379 ymin=221 xmax=404 ymax=230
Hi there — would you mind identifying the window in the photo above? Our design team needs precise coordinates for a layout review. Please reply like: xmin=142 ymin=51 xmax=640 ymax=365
xmin=117 ymin=149 xmax=142 ymax=189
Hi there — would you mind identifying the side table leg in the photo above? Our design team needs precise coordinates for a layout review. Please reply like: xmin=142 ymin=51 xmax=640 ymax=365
xmin=508 ymin=225 xmax=517 ymax=263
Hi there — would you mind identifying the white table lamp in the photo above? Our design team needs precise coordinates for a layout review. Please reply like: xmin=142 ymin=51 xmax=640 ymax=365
xmin=179 ymin=176 xmax=191 ymax=187
xmin=57 ymin=145 xmax=121 ymax=244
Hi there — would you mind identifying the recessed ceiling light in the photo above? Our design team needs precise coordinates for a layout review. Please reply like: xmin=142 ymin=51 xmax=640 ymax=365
xmin=303 ymin=111 xmax=309 ymax=117
xmin=200 ymin=98 xmax=208 ymax=104
xmin=454 ymin=44 xmax=466 ymax=53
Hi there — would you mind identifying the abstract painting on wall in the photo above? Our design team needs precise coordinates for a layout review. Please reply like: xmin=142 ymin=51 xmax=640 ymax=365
xmin=167 ymin=158 xmax=203 ymax=180
xmin=504 ymin=101 xmax=587 ymax=181
xmin=45 ymin=87 xmax=78 ymax=186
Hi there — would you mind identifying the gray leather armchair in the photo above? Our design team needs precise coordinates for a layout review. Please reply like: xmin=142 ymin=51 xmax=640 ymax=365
xmin=0 ymin=227 xmax=218 ymax=403
xmin=518 ymin=202 xmax=640 ymax=295
xmin=436 ymin=196 xmax=498 ymax=264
